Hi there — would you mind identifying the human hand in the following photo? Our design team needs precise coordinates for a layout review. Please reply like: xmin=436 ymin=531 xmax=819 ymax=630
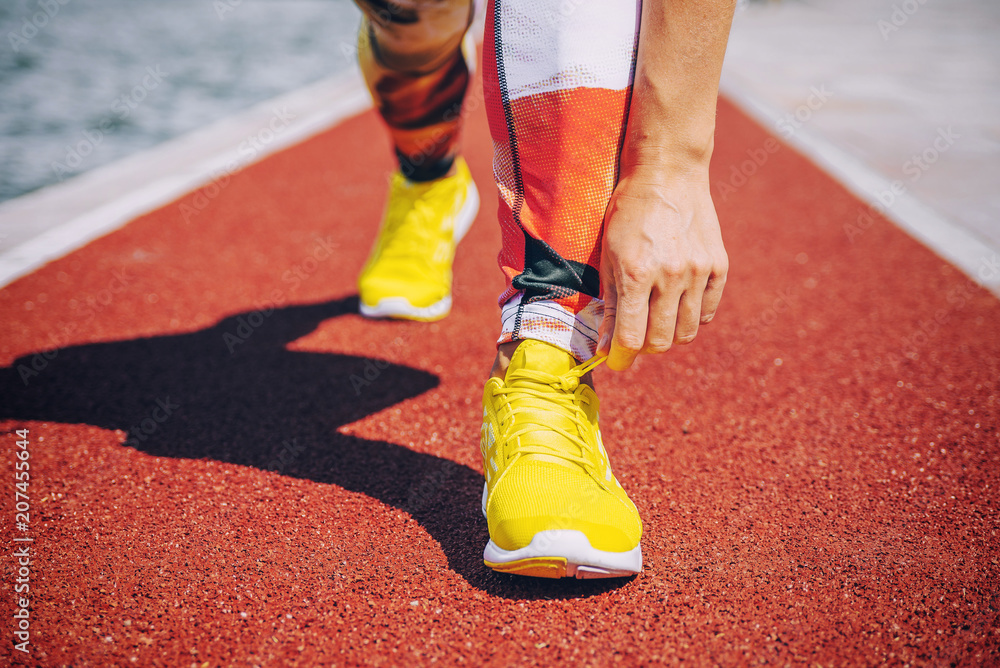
xmin=596 ymin=169 xmax=728 ymax=371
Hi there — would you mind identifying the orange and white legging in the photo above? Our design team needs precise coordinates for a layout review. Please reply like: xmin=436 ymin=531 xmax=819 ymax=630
xmin=357 ymin=0 xmax=640 ymax=360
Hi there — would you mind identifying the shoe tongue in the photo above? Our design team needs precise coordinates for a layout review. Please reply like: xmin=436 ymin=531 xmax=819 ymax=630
xmin=506 ymin=340 xmax=577 ymax=381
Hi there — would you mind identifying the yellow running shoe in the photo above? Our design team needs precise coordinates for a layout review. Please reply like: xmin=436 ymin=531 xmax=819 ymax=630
xmin=480 ymin=340 xmax=643 ymax=579
xmin=358 ymin=157 xmax=479 ymax=321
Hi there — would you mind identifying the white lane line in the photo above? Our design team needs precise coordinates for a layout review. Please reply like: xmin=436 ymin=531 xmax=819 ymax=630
xmin=721 ymin=78 xmax=1000 ymax=297
xmin=0 ymin=69 xmax=371 ymax=288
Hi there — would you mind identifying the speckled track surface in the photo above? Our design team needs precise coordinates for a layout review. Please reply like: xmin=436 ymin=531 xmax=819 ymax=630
xmin=1 ymin=80 xmax=998 ymax=666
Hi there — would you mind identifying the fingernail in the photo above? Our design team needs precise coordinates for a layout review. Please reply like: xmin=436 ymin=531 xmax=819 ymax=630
xmin=598 ymin=333 xmax=609 ymax=352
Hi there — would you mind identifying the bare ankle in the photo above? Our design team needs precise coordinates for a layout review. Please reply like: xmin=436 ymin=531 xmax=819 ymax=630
xmin=490 ymin=341 xmax=522 ymax=379
xmin=489 ymin=340 xmax=595 ymax=388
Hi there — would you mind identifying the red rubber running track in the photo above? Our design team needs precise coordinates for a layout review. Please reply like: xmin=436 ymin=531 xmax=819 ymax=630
xmin=2 ymin=75 xmax=999 ymax=667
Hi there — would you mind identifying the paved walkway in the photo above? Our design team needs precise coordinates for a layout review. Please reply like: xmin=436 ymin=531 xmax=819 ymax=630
xmin=724 ymin=0 xmax=1000 ymax=249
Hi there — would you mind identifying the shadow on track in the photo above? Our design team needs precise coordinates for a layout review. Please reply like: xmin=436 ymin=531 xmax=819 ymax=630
xmin=0 ymin=295 xmax=631 ymax=599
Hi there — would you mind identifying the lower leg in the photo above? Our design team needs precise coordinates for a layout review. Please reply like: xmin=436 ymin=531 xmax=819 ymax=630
xmin=483 ymin=0 xmax=640 ymax=359
xmin=477 ymin=0 xmax=643 ymax=579
xmin=355 ymin=0 xmax=474 ymax=181
xmin=354 ymin=0 xmax=480 ymax=321
xmin=489 ymin=341 xmax=520 ymax=379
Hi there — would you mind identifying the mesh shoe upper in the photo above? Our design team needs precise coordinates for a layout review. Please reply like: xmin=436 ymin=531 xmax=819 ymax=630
xmin=481 ymin=340 xmax=642 ymax=554
xmin=358 ymin=157 xmax=475 ymax=313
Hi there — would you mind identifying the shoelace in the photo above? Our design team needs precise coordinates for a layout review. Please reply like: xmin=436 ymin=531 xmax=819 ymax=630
xmin=492 ymin=354 xmax=607 ymax=474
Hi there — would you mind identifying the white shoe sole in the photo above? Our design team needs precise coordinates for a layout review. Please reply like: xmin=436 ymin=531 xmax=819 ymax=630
xmin=359 ymin=179 xmax=479 ymax=322
xmin=359 ymin=295 xmax=453 ymax=321
xmin=481 ymin=484 xmax=642 ymax=579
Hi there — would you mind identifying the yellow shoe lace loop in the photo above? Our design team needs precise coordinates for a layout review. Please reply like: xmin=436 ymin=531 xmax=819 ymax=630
xmin=493 ymin=354 xmax=607 ymax=473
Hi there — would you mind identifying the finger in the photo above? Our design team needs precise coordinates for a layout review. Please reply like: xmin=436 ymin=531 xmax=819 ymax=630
xmin=700 ymin=267 xmax=727 ymax=323
xmin=607 ymin=282 xmax=649 ymax=371
xmin=597 ymin=281 xmax=617 ymax=356
xmin=673 ymin=287 xmax=703 ymax=345
xmin=642 ymin=288 xmax=678 ymax=354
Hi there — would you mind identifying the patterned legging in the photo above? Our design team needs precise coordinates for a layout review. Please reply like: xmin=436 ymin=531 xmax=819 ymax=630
xmin=356 ymin=0 xmax=640 ymax=360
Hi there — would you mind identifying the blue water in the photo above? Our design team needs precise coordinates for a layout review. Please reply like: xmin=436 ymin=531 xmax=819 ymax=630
xmin=0 ymin=0 xmax=362 ymax=202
